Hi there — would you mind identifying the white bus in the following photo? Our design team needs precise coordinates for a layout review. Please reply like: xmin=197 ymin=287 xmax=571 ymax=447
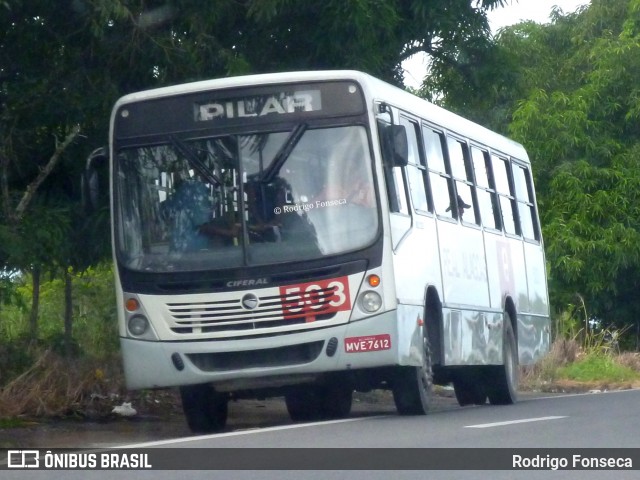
xmin=86 ymin=70 xmax=550 ymax=432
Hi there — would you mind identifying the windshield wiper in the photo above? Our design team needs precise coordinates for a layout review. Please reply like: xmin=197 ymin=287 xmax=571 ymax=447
xmin=169 ymin=135 xmax=222 ymax=186
xmin=261 ymin=123 xmax=307 ymax=183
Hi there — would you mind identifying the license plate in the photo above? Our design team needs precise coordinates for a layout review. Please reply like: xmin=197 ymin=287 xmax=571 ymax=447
xmin=344 ymin=334 xmax=391 ymax=353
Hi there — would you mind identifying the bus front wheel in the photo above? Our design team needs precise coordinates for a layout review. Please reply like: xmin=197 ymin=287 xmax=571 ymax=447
xmin=392 ymin=335 xmax=433 ymax=415
xmin=179 ymin=383 xmax=229 ymax=433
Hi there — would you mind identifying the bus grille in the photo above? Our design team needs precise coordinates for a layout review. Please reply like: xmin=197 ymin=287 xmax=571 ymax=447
xmin=186 ymin=341 xmax=324 ymax=372
xmin=165 ymin=288 xmax=338 ymax=334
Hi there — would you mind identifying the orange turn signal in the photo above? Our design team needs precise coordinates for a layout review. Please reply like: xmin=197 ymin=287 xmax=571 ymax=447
xmin=367 ymin=274 xmax=381 ymax=287
xmin=125 ymin=298 xmax=140 ymax=312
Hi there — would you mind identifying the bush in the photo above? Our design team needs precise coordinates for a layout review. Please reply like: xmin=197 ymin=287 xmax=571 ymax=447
xmin=0 ymin=350 xmax=126 ymax=418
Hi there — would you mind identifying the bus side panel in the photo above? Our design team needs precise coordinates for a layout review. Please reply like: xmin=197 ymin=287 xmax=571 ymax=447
xmin=484 ymin=234 xmax=528 ymax=312
xmin=485 ymin=233 xmax=550 ymax=366
xmin=391 ymin=216 xmax=442 ymax=305
xmin=483 ymin=231 xmax=507 ymax=311
xmin=395 ymin=304 xmax=428 ymax=367
xmin=516 ymin=313 xmax=551 ymax=365
xmin=513 ymin=240 xmax=530 ymax=314
xmin=438 ymin=221 xmax=489 ymax=308
xmin=442 ymin=308 xmax=503 ymax=366
xmin=389 ymin=216 xmax=442 ymax=367
xmin=520 ymin=241 xmax=551 ymax=364
xmin=437 ymin=221 xmax=502 ymax=366
xmin=523 ymin=241 xmax=550 ymax=317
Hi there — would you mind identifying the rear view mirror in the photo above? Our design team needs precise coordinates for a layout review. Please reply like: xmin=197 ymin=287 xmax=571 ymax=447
xmin=381 ymin=124 xmax=409 ymax=168
xmin=81 ymin=147 xmax=108 ymax=214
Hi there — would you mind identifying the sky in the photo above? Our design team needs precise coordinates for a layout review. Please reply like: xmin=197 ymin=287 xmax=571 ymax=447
xmin=403 ymin=0 xmax=590 ymax=88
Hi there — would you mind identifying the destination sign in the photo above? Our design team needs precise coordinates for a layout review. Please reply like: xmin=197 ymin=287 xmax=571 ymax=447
xmin=113 ymin=81 xmax=365 ymax=140
xmin=195 ymin=90 xmax=322 ymax=122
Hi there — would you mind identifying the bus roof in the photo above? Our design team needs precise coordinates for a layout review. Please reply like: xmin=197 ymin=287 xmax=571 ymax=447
xmin=114 ymin=70 xmax=528 ymax=162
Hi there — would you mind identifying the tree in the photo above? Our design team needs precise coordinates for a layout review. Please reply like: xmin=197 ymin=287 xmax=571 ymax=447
xmin=0 ymin=0 xmax=508 ymax=348
xmin=432 ymin=0 xmax=640 ymax=338
xmin=508 ymin=0 xmax=640 ymax=331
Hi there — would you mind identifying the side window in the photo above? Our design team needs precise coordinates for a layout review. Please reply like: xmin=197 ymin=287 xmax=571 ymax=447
xmin=491 ymin=155 xmax=518 ymax=235
xmin=513 ymin=163 xmax=539 ymax=241
xmin=422 ymin=127 xmax=453 ymax=219
xmin=393 ymin=167 xmax=410 ymax=215
xmin=400 ymin=117 xmax=429 ymax=214
xmin=471 ymin=146 xmax=500 ymax=230
xmin=447 ymin=137 xmax=478 ymax=224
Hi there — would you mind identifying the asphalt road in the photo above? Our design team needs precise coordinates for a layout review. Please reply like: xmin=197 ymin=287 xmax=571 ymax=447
xmin=3 ymin=389 xmax=640 ymax=480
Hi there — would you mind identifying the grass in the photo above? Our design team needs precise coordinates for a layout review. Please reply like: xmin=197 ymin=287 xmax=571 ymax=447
xmin=521 ymin=338 xmax=640 ymax=391
xmin=556 ymin=355 xmax=640 ymax=383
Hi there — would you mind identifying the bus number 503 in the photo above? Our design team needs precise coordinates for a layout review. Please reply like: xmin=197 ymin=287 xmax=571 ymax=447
xmin=280 ymin=276 xmax=351 ymax=319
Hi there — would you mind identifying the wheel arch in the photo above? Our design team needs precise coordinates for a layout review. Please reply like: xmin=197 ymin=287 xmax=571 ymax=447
xmin=423 ymin=285 xmax=443 ymax=366
xmin=503 ymin=295 xmax=518 ymax=355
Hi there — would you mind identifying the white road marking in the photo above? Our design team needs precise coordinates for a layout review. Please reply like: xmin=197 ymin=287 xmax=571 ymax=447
xmin=465 ymin=415 xmax=567 ymax=429
xmin=118 ymin=416 xmax=377 ymax=449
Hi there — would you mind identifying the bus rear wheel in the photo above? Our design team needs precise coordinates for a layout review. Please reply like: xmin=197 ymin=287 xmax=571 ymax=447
xmin=392 ymin=335 xmax=433 ymax=415
xmin=486 ymin=315 xmax=518 ymax=405
xmin=453 ymin=369 xmax=487 ymax=406
xmin=179 ymin=384 xmax=229 ymax=433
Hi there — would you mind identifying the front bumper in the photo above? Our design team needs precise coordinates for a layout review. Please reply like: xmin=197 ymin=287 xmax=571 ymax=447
xmin=120 ymin=308 xmax=422 ymax=390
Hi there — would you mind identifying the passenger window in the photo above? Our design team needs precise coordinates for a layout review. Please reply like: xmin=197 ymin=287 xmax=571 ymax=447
xmin=448 ymin=138 xmax=477 ymax=225
xmin=471 ymin=147 xmax=500 ymax=230
xmin=455 ymin=181 xmax=478 ymax=224
xmin=471 ymin=147 xmax=490 ymax=188
xmin=447 ymin=138 xmax=468 ymax=180
xmin=492 ymin=155 xmax=511 ymax=193
xmin=513 ymin=163 xmax=539 ymax=241
xmin=430 ymin=172 xmax=452 ymax=217
xmin=423 ymin=127 xmax=454 ymax=219
xmin=422 ymin=128 xmax=446 ymax=173
xmin=393 ymin=167 xmax=410 ymax=215
xmin=513 ymin=163 xmax=533 ymax=202
xmin=500 ymin=196 xmax=517 ymax=235
xmin=400 ymin=117 xmax=429 ymax=213
xmin=492 ymin=155 xmax=518 ymax=235
xmin=407 ymin=165 xmax=429 ymax=212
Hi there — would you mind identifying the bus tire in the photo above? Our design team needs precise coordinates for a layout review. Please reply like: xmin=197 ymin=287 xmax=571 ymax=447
xmin=285 ymin=387 xmax=323 ymax=422
xmin=392 ymin=335 xmax=433 ymax=415
xmin=453 ymin=369 xmax=487 ymax=406
xmin=321 ymin=383 xmax=353 ymax=419
xmin=179 ymin=384 xmax=228 ymax=433
xmin=285 ymin=384 xmax=353 ymax=421
xmin=486 ymin=314 xmax=518 ymax=405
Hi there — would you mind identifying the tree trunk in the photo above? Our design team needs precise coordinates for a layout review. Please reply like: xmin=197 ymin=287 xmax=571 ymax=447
xmin=64 ymin=269 xmax=73 ymax=357
xmin=29 ymin=264 xmax=41 ymax=342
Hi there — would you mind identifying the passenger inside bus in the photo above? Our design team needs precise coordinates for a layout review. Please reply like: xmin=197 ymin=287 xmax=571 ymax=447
xmin=162 ymin=175 xmax=213 ymax=252
xmin=192 ymin=178 xmax=320 ymax=253
xmin=446 ymin=194 xmax=472 ymax=219
xmin=244 ymin=179 xmax=319 ymax=249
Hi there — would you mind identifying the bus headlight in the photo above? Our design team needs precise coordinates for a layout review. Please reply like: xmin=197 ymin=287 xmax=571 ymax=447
xmin=359 ymin=291 xmax=382 ymax=313
xmin=128 ymin=315 xmax=150 ymax=336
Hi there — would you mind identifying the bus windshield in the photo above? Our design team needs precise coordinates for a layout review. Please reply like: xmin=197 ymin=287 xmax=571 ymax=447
xmin=114 ymin=125 xmax=378 ymax=272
